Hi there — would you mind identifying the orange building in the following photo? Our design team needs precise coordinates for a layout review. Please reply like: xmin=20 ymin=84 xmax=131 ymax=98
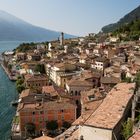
xmin=24 ymin=74 xmax=48 ymax=89
xmin=18 ymin=89 xmax=76 ymax=137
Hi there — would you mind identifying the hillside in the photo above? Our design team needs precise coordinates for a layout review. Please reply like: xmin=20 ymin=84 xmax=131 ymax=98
xmin=102 ymin=5 xmax=140 ymax=33
xmin=112 ymin=19 xmax=140 ymax=41
xmin=0 ymin=10 xmax=75 ymax=41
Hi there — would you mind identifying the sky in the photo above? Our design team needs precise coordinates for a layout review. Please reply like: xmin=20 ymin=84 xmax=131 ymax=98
xmin=0 ymin=0 xmax=139 ymax=36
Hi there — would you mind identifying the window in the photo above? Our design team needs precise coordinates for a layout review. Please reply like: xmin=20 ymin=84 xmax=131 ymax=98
xmin=39 ymin=117 xmax=43 ymax=123
xmin=32 ymin=118 xmax=35 ymax=122
xmin=40 ymin=111 xmax=43 ymax=114
xmin=64 ymin=84 xmax=66 ymax=88
xmin=88 ymin=95 xmax=95 ymax=101
xmin=62 ymin=116 xmax=64 ymax=121
xmin=75 ymin=91 xmax=78 ymax=96
xmin=71 ymin=119 xmax=74 ymax=121
xmin=45 ymin=118 xmax=48 ymax=121
xmin=70 ymin=91 xmax=73 ymax=96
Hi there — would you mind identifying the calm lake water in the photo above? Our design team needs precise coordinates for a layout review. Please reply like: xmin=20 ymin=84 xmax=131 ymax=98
xmin=0 ymin=41 xmax=22 ymax=53
xmin=0 ymin=41 xmax=23 ymax=140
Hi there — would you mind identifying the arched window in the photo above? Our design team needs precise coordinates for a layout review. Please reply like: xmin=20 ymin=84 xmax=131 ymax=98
xmin=75 ymin=91 xmax=78 ymax=96
xmin=70 ymin=91 xmax=73 ymax=96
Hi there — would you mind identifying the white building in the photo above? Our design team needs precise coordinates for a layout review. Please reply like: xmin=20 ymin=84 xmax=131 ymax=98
xmin=45 ymin=63 xmax=80 ymax=88
xmin=91 ymin=57 xmax=109 ymax=71
xmin=110 ymin=37 xmax=119 ymax=43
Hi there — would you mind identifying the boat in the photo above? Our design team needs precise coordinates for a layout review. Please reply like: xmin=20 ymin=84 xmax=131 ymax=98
xmin=11 ymin=100 xmax=19 ymax=107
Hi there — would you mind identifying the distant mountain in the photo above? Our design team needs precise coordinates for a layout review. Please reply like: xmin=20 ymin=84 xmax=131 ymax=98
xmin=0 ymin=10 xmax=76 ymax=41
xmin=102 ymin=5 xmax=140 ymax=33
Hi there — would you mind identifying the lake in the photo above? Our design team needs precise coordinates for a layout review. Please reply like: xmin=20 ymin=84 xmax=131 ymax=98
xmin=0 ymin=41 xmax=23 ymax=140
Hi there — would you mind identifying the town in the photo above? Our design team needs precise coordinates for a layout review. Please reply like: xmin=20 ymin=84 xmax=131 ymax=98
xmin=1 ymin=31 xmax=140 ymax=140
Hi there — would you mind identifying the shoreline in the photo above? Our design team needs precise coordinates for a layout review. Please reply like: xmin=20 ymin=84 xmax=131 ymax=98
xmin=0 ymin=64 xmax=20 ymax=139
xmin=0 ymin=63 xmax=17 ymax=81
xmin=0 ymin=63 xmax=18 ymax=140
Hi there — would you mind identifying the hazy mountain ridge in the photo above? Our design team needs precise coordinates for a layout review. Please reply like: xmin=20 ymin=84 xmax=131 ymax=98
xmin=102 ymin=5 xmax=140 ymax=33
xmin=0 ymin=10 xmax=75 ymax=41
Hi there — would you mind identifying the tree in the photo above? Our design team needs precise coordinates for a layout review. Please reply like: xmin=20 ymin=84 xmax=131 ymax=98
xmin=16 ymin=42 xmax=36 ymax=52
xmin=135 ymin=114 xmax=140 ymax=123
xmin=25 ymin=123 xmax=36 ymax=137
xmin=16 ymin=84 xmax=25 ymax=93
xmin=16 ymin=78 xmax=24 ymax=85
xmin=17 ymin=75 xmax=22 ymax=80
xmin=122 ymin=77 xmax=132 ymax=83
xmin=112 ymin=19 xmax=140 ymax=41
xmin=134 ymin=71 xmax=140 ymax=90
xmin=62 ymin=121 xmax=71 ymax=129
xmin=46 ymin=120 xmax=58 ymax=131
xmin=35 ymin=64 xmax=46 ymax=74
xmin=8 ymin=64 xmax=12 ymax=72
xmin=121 ymin=71 xmax=126 ymax=81
xmin=122 ymin=118 xmax=133 ymax=140
xmin=16 ymin=76 xmax=25 ymax=93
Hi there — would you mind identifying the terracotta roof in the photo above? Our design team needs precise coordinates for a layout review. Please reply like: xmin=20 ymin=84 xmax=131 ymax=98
xmin=20 ymin=89 xmax=30 ymax=98
xmin=105 ymin=66 xmax=120 ymax=73
xmin=128 ymin=130 xmax=140 ymax=140
xmin=54 ymin=62 xmax=65 ymax=68
xmin=75 ymin=62 xmax=87 ymax=68
xmin=20 ymin=100 xmax=76 ymax=111
xmin=95 ymin=57 xmax=108 ymax=62
xmin=67 ymin=79 xmax=93 ymax=87
xmin=55 ymin=125 xmax=79 ymax=140
xmin=43 ymin=101 xmax=76 ymax=110
xmin=84 ymin=83 xmax=135 ymax=129
xmin=66 ymin=128 xmax=79 ymax=140
xmin=73 ymin=100 xmax=103 ymax=125
xmin=34 ymin=136 xmax=54 ymax=140
xmin=20 ymin=61 xmax=40 ymax=66
xmin=118 ymin=45 xmax=131 ymax=49
xmin=63 ymin=55 xmax=78 ymax=60
xmin=28 ymin=52 xmax=41 ymax=56
xmin=80 ymin=70 xmax=94 ymax=79
xmin=82 ymin=71 xmax=101 ymax=79
xmin=17 ymin=52 xmax=26 ymax=55
xmin=22 ymin=103 xmax=37 ymax=110
xmin=80 ymin=53 xmax=87 ymax=59
xmin=101 ymin=76 xmax=120 ymax=84
xmin=25 ymin=74 xmax=48 ymax=82
xmin=81 ymin=89 xmax=105 ymax=103
xmin=42 ymin=86 xmax=58 ymax=97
